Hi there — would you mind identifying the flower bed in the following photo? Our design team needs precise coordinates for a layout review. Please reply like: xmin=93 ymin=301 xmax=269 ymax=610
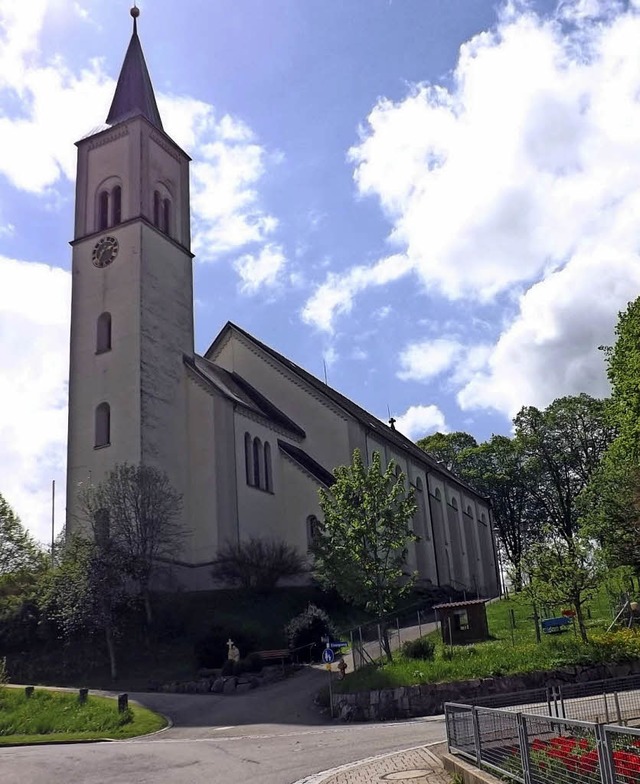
xmin=502 ymin=735 xmax=640 ymax=783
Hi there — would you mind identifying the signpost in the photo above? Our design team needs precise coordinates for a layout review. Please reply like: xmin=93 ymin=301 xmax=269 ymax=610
xmin=321 ymin=647 xmax=335 ymax=664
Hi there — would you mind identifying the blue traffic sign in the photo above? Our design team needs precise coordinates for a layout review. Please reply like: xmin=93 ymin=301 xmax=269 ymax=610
xmin=321 ymin=648 xmax=335 ymax=664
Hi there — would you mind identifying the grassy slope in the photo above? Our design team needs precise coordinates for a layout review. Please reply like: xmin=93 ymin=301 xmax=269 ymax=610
xmin=0 ymin=688 xmax=166 ymax=745
xmin=338 ymin=589 xmax=640 ymax=692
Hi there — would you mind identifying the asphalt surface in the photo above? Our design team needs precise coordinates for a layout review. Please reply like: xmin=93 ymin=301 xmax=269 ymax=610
xmin=0 ymin=668 xmax=447 ymax=784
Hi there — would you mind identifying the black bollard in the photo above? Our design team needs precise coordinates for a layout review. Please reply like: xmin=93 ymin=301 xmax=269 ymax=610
xmin=24 ymin=686 xmax=34 ymax=699
xmin=78 ymin=688 xmax=88 ymax=704
xmin=118 ymin=693 xmax=129 ymax=713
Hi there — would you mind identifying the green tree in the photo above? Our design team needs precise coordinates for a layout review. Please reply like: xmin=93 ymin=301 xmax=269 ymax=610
xmin=0 ymin=495 xmax=44 ymax=575
xmin=522 ymin=536 xmax=605 ymax=644
xmin=582 ymin=298 xmax=640 ymax=570
xmin=45 ymin=535 xmax=128 ymax=680
xmin=514 ymin=394 xmax=614 ymax=544
xmin=416 ymin=431 xmax=478 ymax=472
xmin=459 ymin=435 xmax=538 ymax=592
xmin=312 ymin=450 xmax=417 ymax=661
xmin=78 ymin=464 xmax=184 ymax=625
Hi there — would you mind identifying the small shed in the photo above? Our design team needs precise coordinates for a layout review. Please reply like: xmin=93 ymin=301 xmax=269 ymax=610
xmin=433 ymin=598 xmax=490 ymax=646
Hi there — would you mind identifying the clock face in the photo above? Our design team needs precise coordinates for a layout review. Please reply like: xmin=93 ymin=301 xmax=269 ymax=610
xmin=92 ymin=236 xmax=119 ymax=268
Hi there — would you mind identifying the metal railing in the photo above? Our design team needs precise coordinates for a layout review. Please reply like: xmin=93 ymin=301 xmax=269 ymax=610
xmin=471 ymin=675 xmax=640 ymax=725
xmin=446 ymin=702 xmax=640 ymax=784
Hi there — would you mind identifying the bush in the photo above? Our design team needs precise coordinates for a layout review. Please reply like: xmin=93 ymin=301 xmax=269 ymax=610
xmin=211 ymin=538 xmax=307 ymax=592
xmin=220 ymin=660 xmax=235 ymax=676
xmin=285 ymin=604 xmax=336 ymax=662
xmin=401 ymin=637 xmax=436 ymax=661
xmin=245 ymin=652 xmax=263 ymax=673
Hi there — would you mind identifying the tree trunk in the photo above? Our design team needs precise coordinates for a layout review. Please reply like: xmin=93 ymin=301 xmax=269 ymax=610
xmin=381 ymin=624 xmax=393 ymax=663
xmin=143 ymin=588 xmax=153 ymax=627
xmin=105 ymin=624 xmax=117 ymax=680
xmin=574 ymin=598 xmax=588 ymax=644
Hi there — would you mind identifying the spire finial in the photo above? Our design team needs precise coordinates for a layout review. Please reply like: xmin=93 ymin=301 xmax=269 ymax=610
xmin=131 ymin=3 xmax=140 ymax=34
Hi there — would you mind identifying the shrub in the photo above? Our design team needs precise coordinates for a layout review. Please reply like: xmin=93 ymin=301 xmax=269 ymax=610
xmin=211 ymin=538 xmax=307 ymax=592
xmin=285 ymin=604 xmax=336 ymax=662
xmin=401 ymin=637 xmax=435 ymax=661
xmin=245 ymin=652 xmax=263 ymax=673
xmin=220 ymin=659 xmax=235 ymax=676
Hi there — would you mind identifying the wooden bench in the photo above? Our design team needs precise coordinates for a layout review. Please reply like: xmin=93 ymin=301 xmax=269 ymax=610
xmin=254 ymin=649 xmax=291 ymax=672
xmin=542 ymin=617 xmax=571 ymax=634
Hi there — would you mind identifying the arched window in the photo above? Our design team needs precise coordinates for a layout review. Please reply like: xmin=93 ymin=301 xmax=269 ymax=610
xmin=467 ymin=505 xmax=473 ymax=516
xmin=252 ymin=437 xmax=262 ymax=488
xmin=264 ymin=442 xmax=272 ymax=492
xmin=112 ymin=186 xmax=122 ymax=225
xmin=162 ymin=198 xmax=171 ymax=235
xmin=95 ymin=403 xmax=110 ymax=448
xmin=451 ymin=496 xmax=458 ymax=510
xmin=434 ymin=488 xmax=442 ymax=501
xmin=98 ymin=191 xmax=109 ymax=231
xmin=96 ymin=312 xmax=112 ymax=354
xmin=244 ymin=432 xmax=253 ymax=486
xmin=307 ymin=515 xmax=322 ymax=550
xmin=153 ymin=190 xmax=161 ymax=227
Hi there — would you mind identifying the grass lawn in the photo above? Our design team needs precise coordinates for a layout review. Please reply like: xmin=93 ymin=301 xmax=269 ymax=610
xmin=0 ymin=687 xmax=167 ymax=745
xmin=337 ymin=588 xmax=640 ymax=693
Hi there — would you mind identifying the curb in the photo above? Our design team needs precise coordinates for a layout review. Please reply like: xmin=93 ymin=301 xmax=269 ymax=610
xmin=442 ymin=753 xmax=502 ymax=783
xmin=290 ymin=740 xmax=445 ymax=784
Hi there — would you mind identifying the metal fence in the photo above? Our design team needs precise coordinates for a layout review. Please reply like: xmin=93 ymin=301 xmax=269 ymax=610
xmin=470 ymin=674 xmax=640 ymax=725
xmin=446 ymin=702 xmax=640 ymax=784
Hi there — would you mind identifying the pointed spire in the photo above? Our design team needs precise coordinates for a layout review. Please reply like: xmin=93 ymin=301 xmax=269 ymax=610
xmin=106 ymin=6 xmax=163 ymax=130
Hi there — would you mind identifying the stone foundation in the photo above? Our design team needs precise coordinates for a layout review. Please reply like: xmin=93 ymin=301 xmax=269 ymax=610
xmin=332 ymin=660 xmax=640 ymax=721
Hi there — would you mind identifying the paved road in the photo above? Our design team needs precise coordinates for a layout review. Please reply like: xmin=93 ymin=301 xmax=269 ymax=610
xmin=1 ymin=668 xmax=446 ymax=784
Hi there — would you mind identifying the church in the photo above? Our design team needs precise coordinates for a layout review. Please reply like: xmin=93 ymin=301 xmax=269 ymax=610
xmin=65 ymin=8 xmax=499 ymax=599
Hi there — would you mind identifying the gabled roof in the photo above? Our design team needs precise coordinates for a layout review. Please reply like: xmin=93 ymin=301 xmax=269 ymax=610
xmin=278 ymin=440 xmax=335 ymax=487
xmin=106 ymin=18 xmax=163 ymax=130
xmin=206 ymin=322 xmax=489 ymax=501
xmin=184 ymin=354 xmax=306 ymax=439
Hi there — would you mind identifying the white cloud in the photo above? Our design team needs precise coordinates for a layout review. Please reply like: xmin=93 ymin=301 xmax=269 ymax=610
xmin=312 ymin=2 xmax=640 ymax=415
xmin=234 ymin=244 xmax=288 ymax=294
xmin=393 ymin=405 xmax=448 ymax=440
xmin=301 ymin=254 xmax=411 ymax=332
xmin=398 ymin=338 xmax=463 ymax=382
xmin=0 ymin=257 xmax=70 ymax=544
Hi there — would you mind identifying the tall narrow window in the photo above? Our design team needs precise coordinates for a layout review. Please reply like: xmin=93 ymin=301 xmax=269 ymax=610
xmin=96 ymin=312 xmax=112 ymax=353
xmin=153 ymin=190 xmax=161 ymax=227
xmin=112 ymin=186 xmax=122 ymax=225
xmin=253 ymin=437 xmax=262 ymax=488
xmin=307 ymin=515 xmax=321 ymax=550
xmin=245 ymin=432 xmax=253 ymax=486
xmin=162 ymin=198 xmax=171 ymax=235
xmin=95 ymin=403 xmax=111 ymax=448
xmin=94 ymin=508 xmax=110 ymax=547
xmin=98 ymin=191 xmax=109 ymax=231
xmin=264 ymin=442 xmax=272 ymax=492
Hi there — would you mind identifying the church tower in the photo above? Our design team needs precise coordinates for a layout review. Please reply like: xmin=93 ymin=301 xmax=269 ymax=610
xmin=66 ymin=8 xmax=194 ymax=533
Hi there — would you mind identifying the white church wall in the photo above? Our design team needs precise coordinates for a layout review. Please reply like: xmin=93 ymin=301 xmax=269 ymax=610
xmin=279 ymin=458 xmax=323 ymax=558
xmin=214 ymin=335 xmax=352 ymax=472
xmin=67 ymin=221 xmax=144 ymax=533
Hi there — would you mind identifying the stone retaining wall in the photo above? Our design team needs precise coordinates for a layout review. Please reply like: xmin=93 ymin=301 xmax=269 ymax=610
xmin=332 ymin=660 xmax=640 ymax=721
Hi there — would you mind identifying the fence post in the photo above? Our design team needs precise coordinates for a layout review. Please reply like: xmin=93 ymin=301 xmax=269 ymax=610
xmin=472 ymin=707 xmax=482 ymax=767
xmin=417 ymin=610 xmax=422 ymax=637
xmin=596 ymin=724 xmax=615 ymax=784
xmin=517 ymin=713 xmax=533 ymax=784
xmin=396 ymin=617 xmax=401 ymax=648
xmin=613 ymin=691 xmax=623 ymax=725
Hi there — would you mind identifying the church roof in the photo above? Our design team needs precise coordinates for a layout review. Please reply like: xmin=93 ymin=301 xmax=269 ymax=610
xmin=207 ymin=323 xmax=490 ymax=502
xmin=185 ymin=354 xmax=306 ymax=438
xmin=106 ymin=15 xmax=163 ymax=130
xmin=278 ymin=441 xmax=335 ymax=487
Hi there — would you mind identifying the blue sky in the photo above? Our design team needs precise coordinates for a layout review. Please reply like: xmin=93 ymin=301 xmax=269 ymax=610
xmin=1 ymin=0 xmax=640 ymax=542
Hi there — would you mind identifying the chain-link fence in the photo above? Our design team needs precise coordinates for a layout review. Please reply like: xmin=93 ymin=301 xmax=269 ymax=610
xmin=446 ymin=702 xmax=640 ymax=784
